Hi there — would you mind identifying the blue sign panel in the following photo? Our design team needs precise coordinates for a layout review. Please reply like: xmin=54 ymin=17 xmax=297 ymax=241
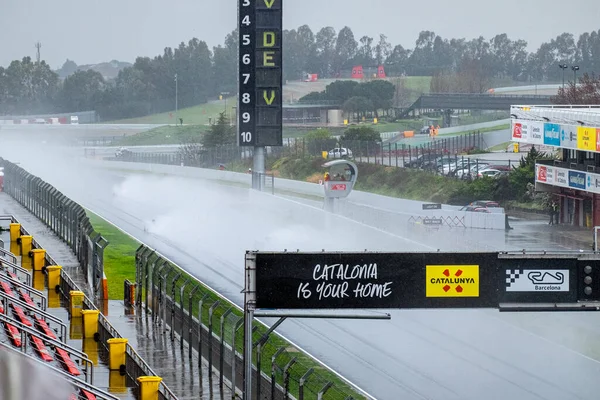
xmin=568 ymin=171 xmax=586 ymax=190
xmin=544 ymin=123 xmax=561 ymax=147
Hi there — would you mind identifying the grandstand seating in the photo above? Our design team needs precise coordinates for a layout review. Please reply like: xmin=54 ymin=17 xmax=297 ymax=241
xmin=0 ymin=220 xmax=119 ymax=400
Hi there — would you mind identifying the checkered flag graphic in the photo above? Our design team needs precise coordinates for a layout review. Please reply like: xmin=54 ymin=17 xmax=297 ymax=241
xmin=506 ymin=269 xmax=523 ymax=287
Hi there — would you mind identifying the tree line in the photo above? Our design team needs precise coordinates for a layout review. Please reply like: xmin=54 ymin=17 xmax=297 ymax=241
xmin=1 ymin=27 xmax=599 ymax=119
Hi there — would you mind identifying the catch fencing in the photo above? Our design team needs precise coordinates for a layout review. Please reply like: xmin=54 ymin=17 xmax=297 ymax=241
xmin=0 ymin=158 xmax=109 ymax=300
xmin=98 ymin=132 xmax=484 ymax=172
xmin=135 ymin=245 xmax=369 ymax=400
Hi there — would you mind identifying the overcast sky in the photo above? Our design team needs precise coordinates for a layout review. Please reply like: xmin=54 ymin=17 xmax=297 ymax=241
xmin=1 ymin=0 xmax=599 ymax=69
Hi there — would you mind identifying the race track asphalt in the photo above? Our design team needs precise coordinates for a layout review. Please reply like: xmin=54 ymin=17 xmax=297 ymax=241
xmin=1 ymin=138 xmax=600 ymax=400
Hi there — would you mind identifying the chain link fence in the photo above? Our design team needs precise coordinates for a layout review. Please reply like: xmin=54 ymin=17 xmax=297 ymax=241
xmin=0 ymin=158 xmax=109 ymax=300
xmin=135 ymin=245 xmax=369 ymax=400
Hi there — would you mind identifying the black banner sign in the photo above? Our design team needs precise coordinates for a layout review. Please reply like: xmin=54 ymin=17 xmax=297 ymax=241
xmin=253 ymin=252 xmax=599 ymax=310
xmin=422 ymin=203 xmax=442 ymax=210
xmin=255 ymin=252 xmax=500 ymax=309
xmin=238 ymin=0 xmax=283 ymax=147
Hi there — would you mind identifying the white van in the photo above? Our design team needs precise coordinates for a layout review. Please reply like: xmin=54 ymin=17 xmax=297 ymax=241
xmin=70 ymin=116 xmax=79 ymax=125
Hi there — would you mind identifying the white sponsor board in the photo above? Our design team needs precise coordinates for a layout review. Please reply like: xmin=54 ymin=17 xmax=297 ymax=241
xmin=535 ymin=163 xmax=600 ymax=194
xmin=506 ymin=269 xmax=570 ymax=292
xmin=512 ymin=119 xmax=544 ymax=145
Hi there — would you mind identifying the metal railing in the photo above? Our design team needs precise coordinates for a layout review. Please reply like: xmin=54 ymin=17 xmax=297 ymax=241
xmin=0 ymin=158 xmax=109 ymax=299
xmin=0 ymin=313 xmax=94 ymax=383
xmin=0 ymin=290 xmax=68 ymax=342
xmin=0 ymin=274 xmax=47 ymax=310
xmin=57 ymin=261 xmax=179 ymax=399
xmin=0 ymin=342 xmax=118 ymax=400
xmin=0 ymin=258 xmax=32 ymax=286
xmin=135 ymin=245 xmax=368 ymax=400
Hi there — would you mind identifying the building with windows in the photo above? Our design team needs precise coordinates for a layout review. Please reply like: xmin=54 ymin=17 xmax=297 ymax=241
xmin=511 ymin=105 xmax=600 ymax=227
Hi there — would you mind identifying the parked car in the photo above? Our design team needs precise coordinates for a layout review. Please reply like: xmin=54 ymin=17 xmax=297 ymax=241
xmin=460 ymin=205 xmax=491 ymax=213
xmin=115 ymin=147 xmax=132 ymax=159
xmin=485 ymin=165 xmax=512 ymax=172
xmin=477 ymin=168 xmax=509 ymax=179
xmin=470 ymin=200 xmax=500 ymax=208
xmin=327 ymin=148 xmax=353 ymax=159
xmin=407 ymin=153 xmax=445 ymax=168
xmin=455 ymin=163 xmax=490 ymax=179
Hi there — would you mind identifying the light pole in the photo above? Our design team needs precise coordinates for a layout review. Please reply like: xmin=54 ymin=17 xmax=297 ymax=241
xmin=572 ymin=65 xmax=580 ymax=86
xmin=174 ymin=73 xmax=178 ymax=125
xmin=559 ymin=64 xmax=568 ymax=89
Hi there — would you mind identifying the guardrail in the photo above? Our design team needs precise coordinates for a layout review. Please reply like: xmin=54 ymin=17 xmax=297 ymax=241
xmin=135 ymin=245 xmax=369 ymax=400
xmin=0 ymin=313 xmax=94 ymax=383
xmin=0 ymin=158 xmax=109 ymax=299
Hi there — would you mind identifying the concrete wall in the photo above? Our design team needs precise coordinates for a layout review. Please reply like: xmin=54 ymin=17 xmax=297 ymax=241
xmin=90 ymin=159 xmax=508 ymax=230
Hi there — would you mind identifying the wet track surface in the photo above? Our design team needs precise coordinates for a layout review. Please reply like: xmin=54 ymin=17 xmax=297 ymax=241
xmin=2 ymin=140 xmax=600 ymax=400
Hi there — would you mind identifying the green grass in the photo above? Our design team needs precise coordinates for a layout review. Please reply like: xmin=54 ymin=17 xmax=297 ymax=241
xmin=107 ymin=96 xmax=237 ymax=125
xmin=86 ymin=211 xmax=140 ymax=300
xmin=141 ymin=252 xmax=367 ymax=400
xmin=440 ymin=123 xmax=511 ymax=138
xmin=114 ymin=125 xmax=207 ymax=146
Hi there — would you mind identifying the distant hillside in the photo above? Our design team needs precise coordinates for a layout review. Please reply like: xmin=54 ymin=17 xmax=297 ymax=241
xmin=56 ymin=59 xmax=132 ymax=80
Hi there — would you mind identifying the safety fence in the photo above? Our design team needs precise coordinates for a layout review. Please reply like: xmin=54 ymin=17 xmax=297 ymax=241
xmin=135 ymin=245 xmax=369 ymax=400
xmin=96 ymin=132 xmax=484 ymax=172
xmin=0 ymin=158 xmax=109 ymax=300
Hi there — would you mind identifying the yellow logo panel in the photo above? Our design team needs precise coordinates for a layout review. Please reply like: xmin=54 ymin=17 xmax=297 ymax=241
xmin=426 ymin=265 xmax=479 ymax=298
xmin=577 ymin=126 xmax=597 ymax=151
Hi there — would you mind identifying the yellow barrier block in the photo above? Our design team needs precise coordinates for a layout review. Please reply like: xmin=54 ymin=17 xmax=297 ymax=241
xmin=107 ymin=338 xmax=128 ymax=371
xmin=31 ymin=248 xmax=46 ymax=271
xmin=9 ymin=223 xmax=20 ymax=242
xmin=137 ymin=376 xmax=163 ymax=400
xmin=46 ymin=265 xmax=62 ymax=291
xmin=19 ymin=235 xmax=32 ymax=257
xmin=69 ymin=290 xmax=85 ymax=318
xmin=82 ymin=310 xmax=100 ymax=340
